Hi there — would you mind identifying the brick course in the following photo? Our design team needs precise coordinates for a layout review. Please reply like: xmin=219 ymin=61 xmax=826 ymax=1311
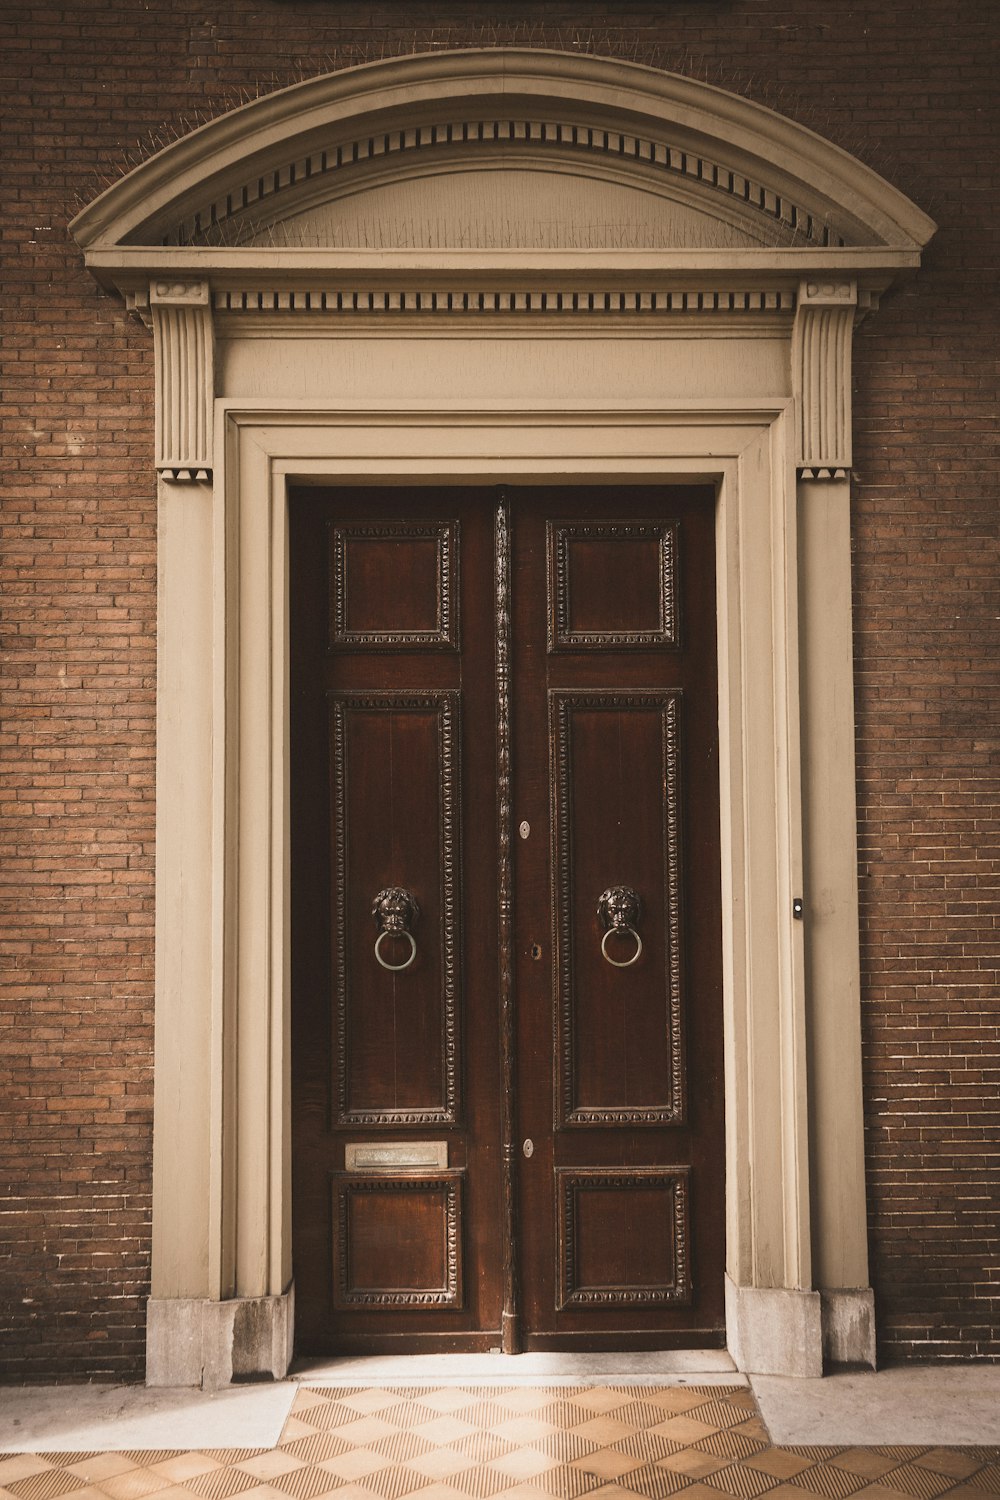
xmin=1 ymin=1 xmax=997 ymax=1376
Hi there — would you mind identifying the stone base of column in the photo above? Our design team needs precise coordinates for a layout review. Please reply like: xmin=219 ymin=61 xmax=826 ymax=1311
xmin=725 ymin=1275 xmax=823 ymax=1377
xmin=146 ymin=1286 xmax=294 ymax=1389
xmin=820 ymin=1287 xmax=877 ymax=1368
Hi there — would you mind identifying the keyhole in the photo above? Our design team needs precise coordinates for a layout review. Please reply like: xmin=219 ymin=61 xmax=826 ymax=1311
xmin=530 ymin=943 xmax=542 ymax=960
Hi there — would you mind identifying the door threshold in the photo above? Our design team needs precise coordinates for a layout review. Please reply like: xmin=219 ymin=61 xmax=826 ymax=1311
xmin=289 ymin=1349 xmax=743 ymax=1385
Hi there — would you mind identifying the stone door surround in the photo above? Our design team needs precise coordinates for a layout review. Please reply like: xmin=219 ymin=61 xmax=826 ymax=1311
xmin=70 ymin=48 xmax=935 ymax=1387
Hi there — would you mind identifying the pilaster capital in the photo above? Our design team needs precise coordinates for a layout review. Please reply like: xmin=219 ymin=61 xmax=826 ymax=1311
xmin=150 ymin=279 xmax=214 ymax=483
xmin=793 ymin=278 xmax=856 ymax=481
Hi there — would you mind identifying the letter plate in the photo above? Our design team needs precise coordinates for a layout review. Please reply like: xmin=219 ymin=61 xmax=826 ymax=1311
xmin=345 ymin=1141 xmax=449 ymax=1171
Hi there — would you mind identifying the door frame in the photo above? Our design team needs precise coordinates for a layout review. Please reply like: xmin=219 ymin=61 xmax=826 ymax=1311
xmin=146 ymin=395 xmax=857 ymax=1381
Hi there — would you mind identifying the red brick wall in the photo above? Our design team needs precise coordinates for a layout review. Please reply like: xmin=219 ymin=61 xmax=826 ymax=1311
xmin=1 ymin=2 xmax=997 ymax=1376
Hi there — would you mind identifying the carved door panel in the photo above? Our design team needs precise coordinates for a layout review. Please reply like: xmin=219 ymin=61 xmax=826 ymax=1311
xmin=511 ymin=491 xmax=725 ymax=1347
xmin=290 ymin=486 xmax=724 ymax=1354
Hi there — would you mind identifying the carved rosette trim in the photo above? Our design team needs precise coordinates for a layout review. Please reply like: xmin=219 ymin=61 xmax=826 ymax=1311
xmin=330 ymin=691 xmax=462 ymax=1128
xmin=169 ymin=118 xmax=839 ymax=252
xmin=150 ymin=279 xmax=214 ymax=482
xmin=213 ymin=286 xmax=797 ymax=316
xmin=556 ymin=1167 xmax=692 ymax=1308
xmin=550 ymin=691 xmax=685 ymax=1127
xmin=334 ymin=1172 xmax=463 ymax=1307
xmin=330 ymin=520 xmax=460 ymax=650
xmin=547 ymin=520 xmax=678 ymax=651
xmin=794 ymin=278 xmax=857 ymax=480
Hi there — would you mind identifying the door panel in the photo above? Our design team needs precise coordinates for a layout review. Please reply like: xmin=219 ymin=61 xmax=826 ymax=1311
xmin=331 ymin=691 xmax=461 ymax=1125
xmin=550 ymin=690 xmax=684 ymax=1125
xmin=290 ymin=484 xmax=724 ymax=1354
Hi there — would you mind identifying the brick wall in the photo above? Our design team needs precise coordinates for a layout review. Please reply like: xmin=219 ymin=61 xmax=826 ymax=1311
xmin=1 ymin=1 xmax=997 ymax=1376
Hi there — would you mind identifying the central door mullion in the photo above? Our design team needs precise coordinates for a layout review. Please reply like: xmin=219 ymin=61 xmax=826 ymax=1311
xmin=495 ymin=492 xmax=521 ymax=1354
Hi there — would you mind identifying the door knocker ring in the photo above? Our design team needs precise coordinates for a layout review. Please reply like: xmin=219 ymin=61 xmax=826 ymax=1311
xmin=372 ymin=887 xmax=419 ymax=972
xmin=597 ymin=885 xmax=643 ymax=969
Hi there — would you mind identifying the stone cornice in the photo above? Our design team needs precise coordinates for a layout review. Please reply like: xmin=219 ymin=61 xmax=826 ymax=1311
xmin=90 ymin=246 xmax=917 ymax=309
xmin=70 ymin=49 xmax=936 ymax=258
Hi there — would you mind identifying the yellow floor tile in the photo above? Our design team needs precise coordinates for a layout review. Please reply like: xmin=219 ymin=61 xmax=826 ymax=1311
xmin=0 ymin=1462 xmax=58 ymax=1487
xmin=747 ymin=1451 xmax=816 ymax=1481
xmin=488 ymin=1419 xmax=556 ymax=1445
xmin=405 ymin=1447 xmax=475 ymax=1480
xmin=97 ymin=1471 xmax=173 ymax=1500
xmin=231 ymin=1453 xmax=303 ymax=1481
xmin=644 ymin=1389 xmax=722 ymax=1414
xmin=651 ymin=1415 xmax=720 ymax=1443
xmin=570 ymin=1416 xmax=639 ymax=1446
xmin=913 ymin=1450 xmax=982 ymax=1479
xmin=148 ymin=1454 xmax=221 ymax=1483
xmin=337 ymin=1389 xmax=404 ymax=1416
xmin=877 ymin=1464 xmax=956 ymax=1497
xmin=314 ymin=1447 xmax=387 ymax=1481
xmin=565 ymin=1389 xmax=633 ymax=1414
xmin=658 ymin=1447 xmax=730 ymax=1478
xmin=570 ymin=1447 xmax=646 ymax=1480
xmin=839 ymin=1487 xmax=910 ymax=1500
xmin=495 ymin=1390 xmax=557 ymax=1414
xmin=488 ymin=1448 xmax=561 ymax=1481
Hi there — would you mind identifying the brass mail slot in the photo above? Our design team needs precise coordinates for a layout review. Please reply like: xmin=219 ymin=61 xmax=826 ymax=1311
xmin=345 ymin=1141 xmax=449 ymax=1171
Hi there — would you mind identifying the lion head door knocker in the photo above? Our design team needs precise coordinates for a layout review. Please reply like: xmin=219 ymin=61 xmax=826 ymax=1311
xmin=597 ymin=885 xmax=643 ymax=968
xmin=371 ymin=887 xmax=419 ymax=972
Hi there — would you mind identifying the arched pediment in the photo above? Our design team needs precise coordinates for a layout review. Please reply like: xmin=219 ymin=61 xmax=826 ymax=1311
xmin=71 ymin=48 xmax=934 ymax=268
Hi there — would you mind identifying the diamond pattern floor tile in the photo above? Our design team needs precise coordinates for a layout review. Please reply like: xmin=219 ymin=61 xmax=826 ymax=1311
xmin=1 ymin=1384 xmax=997 ymax=1500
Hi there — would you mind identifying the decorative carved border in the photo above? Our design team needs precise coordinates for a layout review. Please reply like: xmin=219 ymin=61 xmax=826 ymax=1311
xmin=547 ymin=520 xmax=679 ymax=651
xmin=331 ymin=690 xmax=462 ymax=1127
xmin=333 ymin=1171 xmax=464 ymax=1307
xmin=550 ymin=690 xmax=685 ymax=1126
xmin=213 ymin=286 xmax=797 ymax=316
xmin=556 ymin=1166 xmax=692 ymax=1308
xmin=329 ymin=520 xmax=460 ymax=650
xmin=170 ymin=117 xmax=838 ymax=252
xmin=494 ymin=495 xmax=521 ymax=1353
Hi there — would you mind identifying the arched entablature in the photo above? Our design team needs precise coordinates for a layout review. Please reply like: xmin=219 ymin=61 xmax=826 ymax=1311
xmin=73 ymin=48 xmax=931 ymax=256
xmin=69 ymin=50 xmax=934 ymax=1389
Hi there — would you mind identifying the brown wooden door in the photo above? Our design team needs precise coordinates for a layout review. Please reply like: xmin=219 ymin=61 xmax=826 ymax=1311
xmin=290 ymin=485 xmax=724 ymax=1355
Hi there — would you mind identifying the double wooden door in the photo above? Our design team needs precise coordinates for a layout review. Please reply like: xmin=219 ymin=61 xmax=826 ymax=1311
xmin=290 ymin=486 xmax=724 ymax=1354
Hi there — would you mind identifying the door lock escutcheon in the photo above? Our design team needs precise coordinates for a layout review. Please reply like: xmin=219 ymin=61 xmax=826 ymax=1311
xmin=522 ymin=1138 xmax=534 ymax=1158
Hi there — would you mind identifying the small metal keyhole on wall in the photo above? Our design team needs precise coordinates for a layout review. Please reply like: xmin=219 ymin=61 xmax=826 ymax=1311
xmin=522 ymin=1139 xmax=534 ymax=1158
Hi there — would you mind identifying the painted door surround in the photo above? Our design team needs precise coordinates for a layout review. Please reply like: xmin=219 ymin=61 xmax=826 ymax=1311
xmin=69 ymin=47 xmax=935 ymax=1387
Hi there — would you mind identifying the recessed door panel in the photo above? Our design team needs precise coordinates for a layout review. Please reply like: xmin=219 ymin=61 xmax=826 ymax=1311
xmin=551 ymin=691 xmax=684 ymax=1126
xmin=291 ymin=485 xmax=723 ymax=1354
xmin=331 ymin=691 xmax=461 ymax=1125
xmin=333 ymin=1173 xmax=464 ymax=1308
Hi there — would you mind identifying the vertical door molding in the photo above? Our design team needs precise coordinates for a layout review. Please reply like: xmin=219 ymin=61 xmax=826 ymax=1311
xmin=790 ymin=277 xmax=875 ymax=1367
xmin=718 ymin=418 xmax=819 ymax=1377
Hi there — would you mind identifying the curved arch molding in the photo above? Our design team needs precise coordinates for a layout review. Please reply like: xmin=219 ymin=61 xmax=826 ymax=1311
xmin=68 ymin=51 xmax=933 ymax=1387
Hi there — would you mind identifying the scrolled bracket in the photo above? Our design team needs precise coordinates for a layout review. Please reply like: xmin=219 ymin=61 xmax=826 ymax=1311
xmin=150 ymin=279 xmax=214 ymax=484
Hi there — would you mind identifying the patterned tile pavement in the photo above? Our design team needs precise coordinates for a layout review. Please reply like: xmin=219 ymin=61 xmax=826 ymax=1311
xmin=1 ymin=1385 xmax=998 ymax=1500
